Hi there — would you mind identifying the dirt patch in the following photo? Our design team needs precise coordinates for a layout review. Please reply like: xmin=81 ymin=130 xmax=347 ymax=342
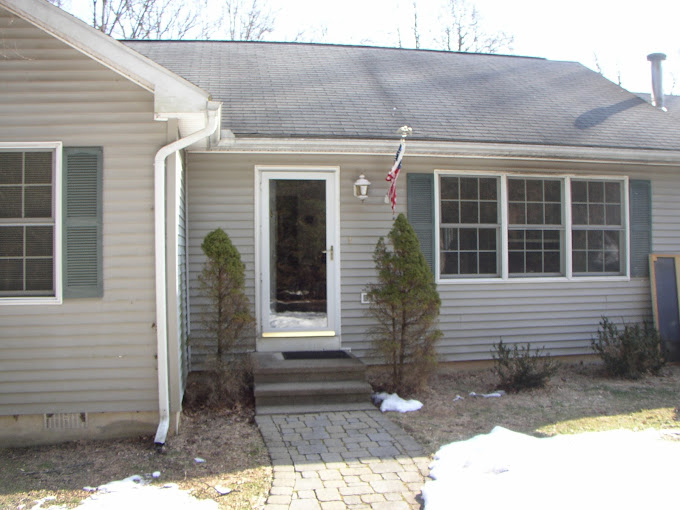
xmin=0 ymin=408 xmax=271 ymax=510
xmin=372 ymin=361 xmax=680 ymax=456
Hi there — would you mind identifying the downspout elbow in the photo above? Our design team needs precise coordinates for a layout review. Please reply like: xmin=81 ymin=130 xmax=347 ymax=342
xmin=154 ymin=106 xmax=220 ymax=447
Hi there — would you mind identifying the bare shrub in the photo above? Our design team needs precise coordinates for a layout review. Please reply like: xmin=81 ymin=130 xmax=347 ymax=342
xmin=492 ymin=340 xmax=558 ymax=392
xmin=592 ymin=317 xmax=665 ymax=379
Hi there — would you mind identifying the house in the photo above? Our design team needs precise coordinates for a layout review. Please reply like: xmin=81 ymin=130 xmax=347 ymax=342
xmin=2 ymin=0 xmax=680 ymax=446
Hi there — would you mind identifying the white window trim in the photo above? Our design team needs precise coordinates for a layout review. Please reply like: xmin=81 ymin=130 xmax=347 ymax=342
xmin=434 ymin=169 xmax=630 ymax=285
xmin=0 ymin=142 xmax=63 ymax=305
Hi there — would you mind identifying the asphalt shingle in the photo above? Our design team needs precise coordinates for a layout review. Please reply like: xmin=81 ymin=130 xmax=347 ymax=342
xmin=124 ymin=41 xmax=680 ymax=150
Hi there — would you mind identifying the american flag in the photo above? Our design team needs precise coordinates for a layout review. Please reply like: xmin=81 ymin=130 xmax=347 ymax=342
xmin=386 ymin=140 xmax=405 ymax=216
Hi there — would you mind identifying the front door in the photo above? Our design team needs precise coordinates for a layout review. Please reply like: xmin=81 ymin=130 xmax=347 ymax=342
xmin=259 ymin=169 xmax=339 ymax=338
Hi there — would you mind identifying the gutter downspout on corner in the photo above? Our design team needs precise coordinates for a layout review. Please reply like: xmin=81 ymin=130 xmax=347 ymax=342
xmin=154 ymin=104 xmax=220 ymax=447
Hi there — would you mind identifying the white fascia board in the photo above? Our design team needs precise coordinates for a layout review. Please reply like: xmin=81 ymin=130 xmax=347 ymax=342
xmin=1 ymin=0 xmax=210 ymax=114
xmin=210 ymin=137 xmax=680 ymax=166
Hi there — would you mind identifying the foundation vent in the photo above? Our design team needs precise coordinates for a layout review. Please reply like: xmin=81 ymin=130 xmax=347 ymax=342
xmin=44 ymin=413 xmax=88 ymax=430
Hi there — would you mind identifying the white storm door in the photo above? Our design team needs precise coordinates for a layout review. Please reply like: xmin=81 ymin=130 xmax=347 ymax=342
xmin=260 ymin=170 xmax=339 ymax=337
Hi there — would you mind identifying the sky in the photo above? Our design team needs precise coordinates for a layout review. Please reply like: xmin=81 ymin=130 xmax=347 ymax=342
xmin=61 ymin=0 xmax=680 ymax=95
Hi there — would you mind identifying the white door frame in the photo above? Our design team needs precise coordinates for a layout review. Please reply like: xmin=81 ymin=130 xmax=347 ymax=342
xmin=255 ymin=166 xmax=341 ymax=341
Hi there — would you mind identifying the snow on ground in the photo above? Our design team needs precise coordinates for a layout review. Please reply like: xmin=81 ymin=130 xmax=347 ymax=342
xmin=33 ymin=475 xmax=217 ymax=510
xmin=373 ymin=392 xmax=423 ymax=413
xmin=269 ymin=312 xmax=327 ymax=329
xmin=423 ymin=426 xmax=680 ymax=510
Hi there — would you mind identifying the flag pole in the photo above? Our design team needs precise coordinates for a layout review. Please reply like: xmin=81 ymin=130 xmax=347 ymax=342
xmin=386 ymin=126 xmax=412 ymax=219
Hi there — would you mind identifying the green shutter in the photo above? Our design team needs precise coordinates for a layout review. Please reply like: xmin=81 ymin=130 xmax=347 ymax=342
xmin=629 ymin=179 xmax=652 ymax=277
xmin=62 ymin=147 xmax=103 ymax=298
xmin=407 ymin=173 xmax=435 ymax=273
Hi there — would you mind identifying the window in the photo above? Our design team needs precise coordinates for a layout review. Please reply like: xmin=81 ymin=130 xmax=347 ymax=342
xmin=0 ymin=144 xmax=102 ymax=303
xmin=440 ymin=176 xmax=499 ymax=277
xmin=571 ymin=180 xmax=623 ymax=274
xmin=434 ymin=173 xmax=629 ymax=281
xmin=0 ymin=150 xmax=56 ymax=297
xmin=508 ymin=178 xmax=562 ymax=275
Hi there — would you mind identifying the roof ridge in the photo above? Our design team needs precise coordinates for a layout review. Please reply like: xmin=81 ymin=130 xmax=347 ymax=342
xmin=121 ymin=39 xmax=548 ymax=61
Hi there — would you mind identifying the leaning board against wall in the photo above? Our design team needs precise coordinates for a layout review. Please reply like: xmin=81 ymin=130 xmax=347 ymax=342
xmin=650 ymin=254 xmax=680 ymax=362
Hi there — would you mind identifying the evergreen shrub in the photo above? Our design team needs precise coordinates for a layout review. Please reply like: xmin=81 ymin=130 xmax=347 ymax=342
xmin=592 ymin=317 xmax=664 ymax=379
xmin=365 ymin=214 xmax=442 ymax=394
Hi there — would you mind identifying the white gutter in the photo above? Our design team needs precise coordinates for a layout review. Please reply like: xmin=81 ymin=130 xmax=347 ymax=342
xmin=209 ymin=137 xmax=680 ymax=165
xmin=154 ymin=103 xmax=220 ymax=446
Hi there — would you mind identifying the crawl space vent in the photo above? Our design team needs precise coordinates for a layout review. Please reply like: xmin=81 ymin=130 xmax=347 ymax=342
xmin=44 ymin=412 xmax=88 ymax=430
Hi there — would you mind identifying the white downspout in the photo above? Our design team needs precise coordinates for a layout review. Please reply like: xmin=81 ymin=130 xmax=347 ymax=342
xmin=154 ymin=105 xmax=220 ymax=446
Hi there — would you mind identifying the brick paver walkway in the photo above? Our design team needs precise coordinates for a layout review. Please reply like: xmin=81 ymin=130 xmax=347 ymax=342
xmin=256 ymin=410 xmax=429 ymax=510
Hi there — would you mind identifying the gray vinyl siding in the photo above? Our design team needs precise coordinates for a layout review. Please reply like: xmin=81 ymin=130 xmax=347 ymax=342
xmin=186 ymin=153 xmax=257 ymax=370
xmin=0 ymin=9 xmax=167 ymax=415
xmin=187 ymin=151 xmax=677 ymax=365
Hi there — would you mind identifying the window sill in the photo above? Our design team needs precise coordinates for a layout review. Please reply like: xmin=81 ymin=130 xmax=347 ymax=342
xmin=436 ymin=275 xmax=632 ymax=285
xmin=0 ymin=296 xmax=62 ymax=306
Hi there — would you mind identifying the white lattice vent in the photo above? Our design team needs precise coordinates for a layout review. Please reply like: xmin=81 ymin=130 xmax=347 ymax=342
xmin=44 ymin=412 xmax=88 ymax=430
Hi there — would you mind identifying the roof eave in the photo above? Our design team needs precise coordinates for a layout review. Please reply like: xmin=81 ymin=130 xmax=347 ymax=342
xmin=0 ymin=0 xmax=210 ymax=115
xmin=207 ymin=136 xmax=680 ymax=165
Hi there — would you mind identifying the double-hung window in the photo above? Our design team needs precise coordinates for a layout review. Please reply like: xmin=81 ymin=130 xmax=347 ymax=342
xmin=433 ymin=172 xmax=631 ymax=281
xmin=0 ymin=147 xmax=59 ymax=298
xmin=508 ymin=178 xmax=563 ymax=276
xmin=571 ymin=180 xmax=624 ymax=274
xmin=440 ymin=176 xmax=499 ymax=277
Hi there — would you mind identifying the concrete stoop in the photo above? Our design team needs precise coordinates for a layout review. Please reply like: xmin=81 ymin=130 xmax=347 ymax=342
xmin=252 ymin=350 xmax=375 ymax=415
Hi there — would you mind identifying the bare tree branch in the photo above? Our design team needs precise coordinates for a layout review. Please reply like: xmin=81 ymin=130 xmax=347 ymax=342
xmin=412 ymin=0 xmax=420 ymax=49
xmin=437 ymin=0 xmax=513 ymax=54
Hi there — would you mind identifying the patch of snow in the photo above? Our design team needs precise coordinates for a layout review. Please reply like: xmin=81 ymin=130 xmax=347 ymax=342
xmin=373 ymin=392 xmax=423 ymax=413
xmin=194 ymin=457 xmax=206 ymax=463
xmin=269 ymin=311 xmax=327 ymax=329
xmin=74 ymin=475 xmax=217 ymax=509
xmin=214 ymin=485 xmax=232 ymax=495
xmin=151 ymin=471 xmax=161 ymax=479
xmin=452 ymin=395 xmax=465 ymax=402
xmin=423 ymin=426 xmax=680 ymax=510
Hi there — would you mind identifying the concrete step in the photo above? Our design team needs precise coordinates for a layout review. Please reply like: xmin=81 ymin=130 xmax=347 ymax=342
xmin=251 ymin=350 xmax=374 ymax=414
xmin=254 ymin=380 xmax=373 ymax=408
xmin=252 ymin=351 xmax=367 ymax=384
xmin=256 ymin=402 xmax=376 ymax=415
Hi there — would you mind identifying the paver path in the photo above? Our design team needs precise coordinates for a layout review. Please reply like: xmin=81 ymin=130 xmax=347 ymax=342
xmin=256 ymin=410 xmax=429 ymax=510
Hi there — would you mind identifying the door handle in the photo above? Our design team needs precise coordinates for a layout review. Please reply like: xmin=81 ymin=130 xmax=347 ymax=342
xmin=322 ymin=246 xmax=334 ymax=261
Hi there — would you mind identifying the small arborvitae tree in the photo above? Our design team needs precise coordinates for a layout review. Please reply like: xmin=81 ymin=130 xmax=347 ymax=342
xmin=198 ymin=228 xmax=254 ymax=404
xmin=366 ymin=213 xmax=442 ymax=394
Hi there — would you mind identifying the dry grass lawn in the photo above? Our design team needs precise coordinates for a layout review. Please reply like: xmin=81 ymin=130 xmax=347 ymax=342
xmin=0 ymin=408 xmax=271 ymax=510
xmin=378 ymin=361 xmax=680 ymax=455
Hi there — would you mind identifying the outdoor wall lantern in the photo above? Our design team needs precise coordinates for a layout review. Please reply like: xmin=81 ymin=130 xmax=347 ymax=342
xmin=353 ymin=174 xmax=371 ymax=201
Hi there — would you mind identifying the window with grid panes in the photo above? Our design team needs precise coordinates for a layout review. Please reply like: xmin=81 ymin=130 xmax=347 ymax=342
xmin=0 ymin=151 xmax=55 ymax=296
xmin=507 ymin=178 xmax=563 ymax=275
xmin=439 ymin=176 xmax=499 ymax=277
xmin=571 ymin=179 xmax=624 ymax=274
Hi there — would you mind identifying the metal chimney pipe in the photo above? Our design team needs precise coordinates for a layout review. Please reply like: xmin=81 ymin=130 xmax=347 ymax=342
xmin=647 ymin=52 xmax=667 ymax=110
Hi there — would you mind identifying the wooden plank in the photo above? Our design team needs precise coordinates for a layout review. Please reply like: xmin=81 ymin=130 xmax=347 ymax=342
xmin=650 ymin=254 xmax=680 ymax=361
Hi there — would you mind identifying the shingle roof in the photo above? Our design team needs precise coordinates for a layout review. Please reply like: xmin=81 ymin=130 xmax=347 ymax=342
xmin=124 ymin=41 xmax=680 ymax=151
xmin=636 ymin=93 xmax=680 ymax=117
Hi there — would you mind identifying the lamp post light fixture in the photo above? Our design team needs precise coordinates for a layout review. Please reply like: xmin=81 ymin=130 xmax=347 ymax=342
xmin=353 ymin=174 xmax=371 ymax=201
